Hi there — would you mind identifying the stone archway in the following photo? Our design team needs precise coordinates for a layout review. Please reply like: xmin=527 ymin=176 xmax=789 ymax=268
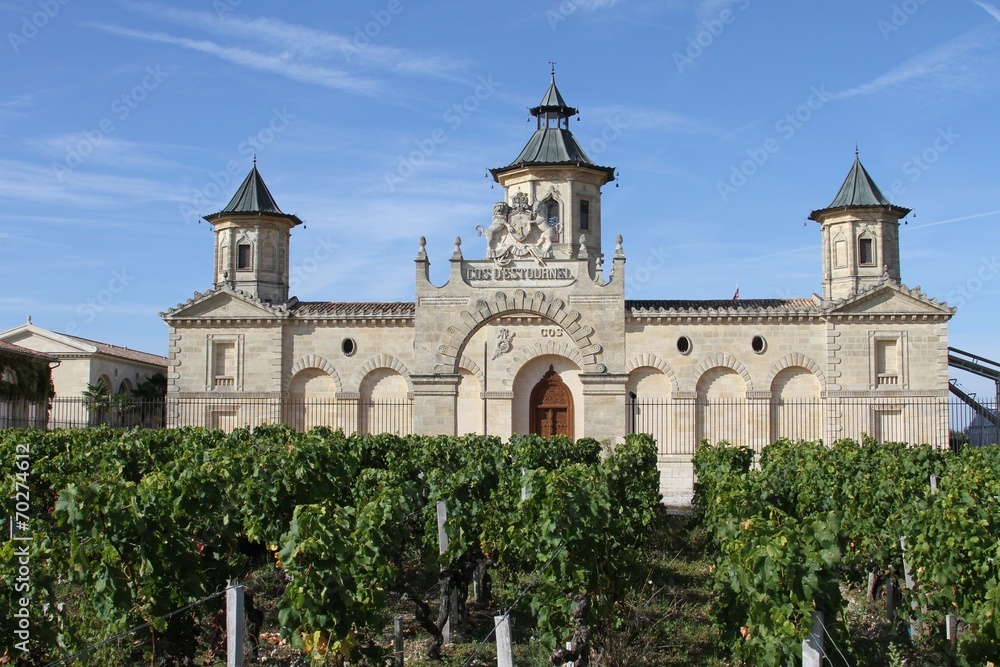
xmin=433 ymin=290 xmax=606 ymax=375
xmin=529 ymin=365 xmax=574 ymax=438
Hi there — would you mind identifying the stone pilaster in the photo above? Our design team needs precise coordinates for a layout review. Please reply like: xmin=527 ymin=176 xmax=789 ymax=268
xmin=411 ymin=374 xmax=460 ymax=436
xmin=578 ymin=373 xmax=629 ymax=443
xmin=484 ymin=390 xmax=513 ymax=438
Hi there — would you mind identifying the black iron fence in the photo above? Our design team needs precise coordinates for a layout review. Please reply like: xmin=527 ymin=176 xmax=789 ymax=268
xmin=0 ymin=396 xmax=414 ymax=435
xmin=624 ymin=396 xmax=989 ymax=454
xmin=2 ymin=396 xmax=994 ymax=452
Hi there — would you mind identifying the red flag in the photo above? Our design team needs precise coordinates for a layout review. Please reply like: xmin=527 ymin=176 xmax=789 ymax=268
xmin=732 ymin=284 xmax=739 ymax=300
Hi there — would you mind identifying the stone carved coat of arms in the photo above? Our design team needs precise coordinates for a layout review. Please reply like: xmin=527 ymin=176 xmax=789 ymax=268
xmin=476 ymin=192 xmax=561 ymax=267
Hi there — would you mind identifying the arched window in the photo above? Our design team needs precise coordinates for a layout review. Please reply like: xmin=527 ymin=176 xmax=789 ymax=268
xmin=544 ymin=200 xmax=559 ymax=228
xmin=858 ymin=235 xmax=876 ymax=266
xmin=237 ymin=243 xmax=253 ymax=270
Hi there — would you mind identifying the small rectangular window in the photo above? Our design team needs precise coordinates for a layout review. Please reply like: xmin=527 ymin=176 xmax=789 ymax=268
xmin=875 ymin=338 xmax=898 ymax=386
xmin=213 ymin=342 xmax=236 ymax=389
xmin=859 ymin=238 xmax=874 ymax=266
xmin=579 ymin=200 xmax=590 ymax=230
xmin=237 ymin=244 xmax=252 ymax=270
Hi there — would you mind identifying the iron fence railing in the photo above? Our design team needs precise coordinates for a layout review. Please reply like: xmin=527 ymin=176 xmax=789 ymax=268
xmin=624 ymin=396 xmax=984 ymax=454
xmin=0 ymin=397 xmax=414 ymax=435
xmin=2 ymin=396 xmax=994 ymax=452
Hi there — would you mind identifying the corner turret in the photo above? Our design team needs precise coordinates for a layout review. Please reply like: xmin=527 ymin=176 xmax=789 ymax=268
xmin=810 ymin=154 xmax=910 ymax=300
xmin=204 ymin=161 xmax=303 ymax=304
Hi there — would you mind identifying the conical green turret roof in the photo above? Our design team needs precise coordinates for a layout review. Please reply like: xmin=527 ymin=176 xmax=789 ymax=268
xmin=205 ymin=162 xmax=302 ymax=225
xmin=810 ymin=154 xmax=909 ymax=220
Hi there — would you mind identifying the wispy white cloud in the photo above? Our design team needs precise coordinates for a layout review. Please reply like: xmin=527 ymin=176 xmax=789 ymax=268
xmin=84 ymin=22 xmax=379 ymax=95
xmin=0 ymin=159 xmax=187 ymax=208
xmin=574 ymin=0 xmax=621 ymax=9
xmin=970 ymin=0 xmax=1000 ymax=22
xmin=695 ymin=0 xmax=748 ymax=20
xmin=117 ymin=2 xmax=466 ymax=81
xmin=0 ymin=94 xmax=32 ymax=108
xmin=590 ymin=105 xmax=720 ymax=135
xmin=25 ymin=135 xmax=181 ymax=171
xmin=833 ymin=26 xmax=1000 ymax=99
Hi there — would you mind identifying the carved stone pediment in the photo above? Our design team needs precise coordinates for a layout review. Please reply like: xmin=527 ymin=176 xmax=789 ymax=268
xmin=825 ymin=282 xmax=954 ymax=316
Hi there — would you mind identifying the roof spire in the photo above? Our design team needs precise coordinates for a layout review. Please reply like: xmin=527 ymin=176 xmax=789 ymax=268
xmin=489 ymin=70 xmax=615 ymax=184
xmin=808 ymin=152 xmax=910 ymax=220
xmin=203 ymin=162 xmax=303 ymax=226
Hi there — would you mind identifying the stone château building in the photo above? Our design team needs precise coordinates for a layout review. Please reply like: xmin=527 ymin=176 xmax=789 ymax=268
xmin=162 ymin=75 xmax=954 ymax=503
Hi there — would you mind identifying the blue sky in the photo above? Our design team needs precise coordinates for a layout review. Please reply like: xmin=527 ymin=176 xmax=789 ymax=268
xmin=2 ymin=0 xmax=999 ymax=395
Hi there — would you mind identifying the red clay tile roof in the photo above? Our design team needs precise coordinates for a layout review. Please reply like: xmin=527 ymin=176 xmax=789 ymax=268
xmin=56 ymin=333 xmax=168 ymax=367
xmin=0 ymin=340 xmax=58 ymax=363
xmin=627 ymin=299 xmax=820 ymax=313
xmin=292 ymin=302 xmax=415 ymax=317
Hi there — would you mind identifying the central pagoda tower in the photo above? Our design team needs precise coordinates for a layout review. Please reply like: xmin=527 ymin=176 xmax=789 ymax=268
xmin=489 ymin=71 xmax=616 ymax=261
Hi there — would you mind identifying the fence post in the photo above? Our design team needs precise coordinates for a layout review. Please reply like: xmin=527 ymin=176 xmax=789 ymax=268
xmin=394 ymin=616 xmax=404 ymax=667
xmin=494 ymin=614 xmax=514 ymax=667
xmin=886 ymin=577 xmax=896 ymax=625
xmin=900 ymin=536 xmax=919 ymax=639
xmin=437 ymin=500 xmax=451 ymax=645
xmin=801 ymin=611 xmax=823 ymax=667
xmin=946 ymin=613 xmax=958 ymax=651
xmin=227 ymin=581 xmax=245 ymax=667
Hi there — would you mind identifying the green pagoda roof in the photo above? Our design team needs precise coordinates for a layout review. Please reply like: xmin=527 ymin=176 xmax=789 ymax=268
xmin=810 ymin=154 xmax=910 ymax=220
xmin=205 ymin=163 xmax=303 ymax=225
xmin=534 ymin=75 xmax=575 ymax=114
xmin=492 ymin=73 xmax=614 ymax=182
xmin=510 ymin=128 xmax=594 ymax=165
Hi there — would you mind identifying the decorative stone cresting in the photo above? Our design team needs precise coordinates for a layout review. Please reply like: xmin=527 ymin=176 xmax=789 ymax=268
xmin=351 ymin=354 xmax=414 ymax=393
xmin=286 ymin=354 xmax=343 ymax=392
xmin=441 ymin=290 xmax=604 ymax=374
xmin=766 ymin=353 xmax=826 ymax=389
xmin=695 ymin=352 xmax=754 ymax=391
xmin=625 ymin=354 xmax=680 ymax=393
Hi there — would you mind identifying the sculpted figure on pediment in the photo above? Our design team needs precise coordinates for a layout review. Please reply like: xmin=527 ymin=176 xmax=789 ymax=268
xmin=476 ymin=193 xmax=562 ymax=267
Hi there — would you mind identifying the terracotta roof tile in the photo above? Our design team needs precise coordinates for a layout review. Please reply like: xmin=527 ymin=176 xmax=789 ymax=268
xmin=57 ymin=333 xmax=168 ymax=367
xmin=0 ymin=340 xmax=58 ymax=363
xmin=627 ymin=299 xmax=820 ymax=314
xmin=292 ymin=302 xmax=415 ymax=317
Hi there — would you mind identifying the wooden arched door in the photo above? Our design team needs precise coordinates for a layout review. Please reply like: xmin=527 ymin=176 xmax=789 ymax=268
xmin=529 ymin=366 xmax=574 ymax=438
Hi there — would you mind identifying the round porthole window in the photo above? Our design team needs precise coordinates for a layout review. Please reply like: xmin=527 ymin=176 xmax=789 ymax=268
xmin=342 ymin=338 xmax=357 ymax=357
xmin=677 ymin=336 xmax=692 ymax=355
xmin=751 ymin=335 xmax=767 ymax=354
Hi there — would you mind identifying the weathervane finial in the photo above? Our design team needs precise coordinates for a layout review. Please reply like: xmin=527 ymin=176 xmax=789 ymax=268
xmin=253 ymin=152 xmax=257 ymax=166
xmin=855 ymin=143 xmax=859 ymax=158
xmin=549 ymin=60 xmax=557 ymax=77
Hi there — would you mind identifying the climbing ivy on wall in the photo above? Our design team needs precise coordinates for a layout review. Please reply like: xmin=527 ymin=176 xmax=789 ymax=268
xmin=0 ymin=353 xmax=55 ymax=401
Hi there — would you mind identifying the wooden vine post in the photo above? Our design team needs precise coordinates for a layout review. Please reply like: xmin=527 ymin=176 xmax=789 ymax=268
xmin=494 ymin=614 xmax=514 ymax=667
xmin=437 ymin=500 xmax=452 ymax=646
xmin=227 ymin=581 xmax=245 ymax=667
xmin=801 ymin=611 xmax=823 ymax=667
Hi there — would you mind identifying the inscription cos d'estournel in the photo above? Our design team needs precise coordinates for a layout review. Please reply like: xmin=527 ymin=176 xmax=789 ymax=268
xmin=466 ymin=266 xmax=573 ymax=282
